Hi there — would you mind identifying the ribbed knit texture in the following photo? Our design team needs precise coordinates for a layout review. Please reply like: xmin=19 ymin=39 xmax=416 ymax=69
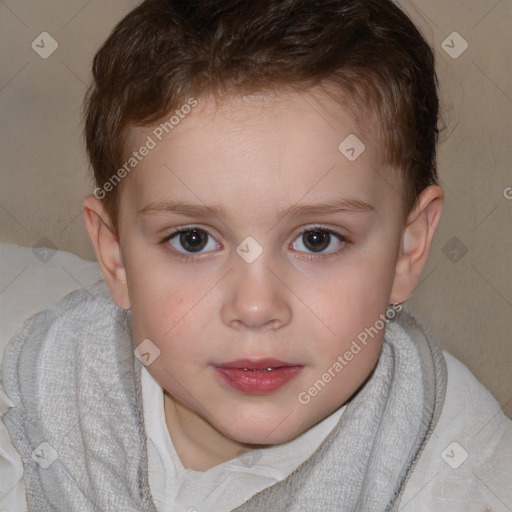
xmin=2 ymin=281 xmax=447 ymax=511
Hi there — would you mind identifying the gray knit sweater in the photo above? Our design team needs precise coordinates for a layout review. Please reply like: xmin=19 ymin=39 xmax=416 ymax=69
xmin=2 ymin=281 xmax=447 ymax=511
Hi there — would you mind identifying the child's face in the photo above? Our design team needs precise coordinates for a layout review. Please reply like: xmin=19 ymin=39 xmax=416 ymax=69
xmin=112 ymin=89 xmax=409 ymax=446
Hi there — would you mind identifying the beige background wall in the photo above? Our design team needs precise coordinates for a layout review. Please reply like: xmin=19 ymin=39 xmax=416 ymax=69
xmin=0 ymin=0 xmax=511 ymax=417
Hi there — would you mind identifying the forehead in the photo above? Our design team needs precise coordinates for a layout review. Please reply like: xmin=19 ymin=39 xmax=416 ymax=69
xmin=121 ymin=89 xmax=401 ymax=221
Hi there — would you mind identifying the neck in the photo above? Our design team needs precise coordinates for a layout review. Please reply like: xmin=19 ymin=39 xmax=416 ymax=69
xmin=163 ymin=391 xmax=254 ymax=471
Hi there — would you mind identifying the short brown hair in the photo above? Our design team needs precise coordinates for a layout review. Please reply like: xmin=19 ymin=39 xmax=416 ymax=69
xmin=84 ymin=0 xmax=442 ymax=233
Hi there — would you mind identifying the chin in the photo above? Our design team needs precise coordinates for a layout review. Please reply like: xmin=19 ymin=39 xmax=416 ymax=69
xmin=230 ymin=430 xmax=296 ymax=447
xmin=217 ymin=415 xmax=305 ymax=447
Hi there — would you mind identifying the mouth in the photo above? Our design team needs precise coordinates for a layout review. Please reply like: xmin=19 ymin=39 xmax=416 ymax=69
xmin=213 ymin=359 xmax=304 ymax=394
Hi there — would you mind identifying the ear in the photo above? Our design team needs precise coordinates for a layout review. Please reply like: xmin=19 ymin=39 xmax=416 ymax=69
xmin=82 ymin=195 xmax=130 ymax=309
xmin=390 ymin=185 xmax=444 ymax=304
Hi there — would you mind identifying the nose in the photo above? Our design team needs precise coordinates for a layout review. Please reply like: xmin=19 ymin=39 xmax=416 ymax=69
xmin=220 ymin=254 xmax=292 ymax=331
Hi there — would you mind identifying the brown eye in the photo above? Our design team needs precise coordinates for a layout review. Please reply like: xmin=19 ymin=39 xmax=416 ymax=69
xmin=167 ymin=228 xmax=219 ymax=254
xmin=302 ymin=230 xmax=330 ymax=252
xmin=291 ymin=227 xmax=346 ymax=256
xmin=179 ymin=229 xmax=208 ymax=252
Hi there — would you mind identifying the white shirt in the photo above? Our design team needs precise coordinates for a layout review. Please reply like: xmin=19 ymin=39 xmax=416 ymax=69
xmin=0 ymin=362 xmax=344 ymax=512
xmin=141 ymin=366 xmax=345 ymax=512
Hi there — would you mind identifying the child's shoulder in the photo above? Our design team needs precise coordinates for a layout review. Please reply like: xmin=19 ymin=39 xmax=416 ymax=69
xmin=401 ymin=351 xmax=512 ymax=511
xmin=0 ymin=280 xmax=149 ymax=512
xmin=1 ymin=279 xmax=130 ymax=419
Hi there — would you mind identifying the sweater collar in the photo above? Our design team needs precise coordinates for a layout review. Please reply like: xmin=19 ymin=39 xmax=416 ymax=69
xmin=2 ymin=281 xmax=446 ymax=511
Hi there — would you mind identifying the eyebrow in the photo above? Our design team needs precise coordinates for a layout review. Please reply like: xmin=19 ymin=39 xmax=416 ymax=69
xmin=138 ymin=198 xmax=374 ymax=220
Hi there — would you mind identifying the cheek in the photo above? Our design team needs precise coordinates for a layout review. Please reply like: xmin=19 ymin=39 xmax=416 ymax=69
xmin=307 ymin=260 xmax=394 ymax=339
xmin=297 ymin=250 xmax=394 ymax=383
xmin=126 ymin=261 xmax=199 ymax=347
xmin=123 ymin=240 xmax=216 ymax=327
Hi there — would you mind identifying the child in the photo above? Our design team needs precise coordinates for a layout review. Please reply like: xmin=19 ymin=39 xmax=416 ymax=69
xmin=1 ymin=0 xmax=511 ymax=510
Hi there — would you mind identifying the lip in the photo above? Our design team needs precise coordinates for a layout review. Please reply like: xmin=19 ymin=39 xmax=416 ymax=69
xmin=213 ymin=359 xmax=303 ymax=394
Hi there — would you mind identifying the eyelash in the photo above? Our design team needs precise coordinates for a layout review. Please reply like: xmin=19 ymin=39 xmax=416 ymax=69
xmin=294 ymin=225 xmax=349 ymax=262
xmin=160 ymin=227 xmax=216 ymax=263
xmin=160 ymin=225 xmax=349 ymax=263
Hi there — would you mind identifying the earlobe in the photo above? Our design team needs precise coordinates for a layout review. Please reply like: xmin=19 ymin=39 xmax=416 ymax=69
xmin=82 ymin=195 xmax=131 ymax=309
xmin=390 ymin=185 xmax=444 ymax=304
